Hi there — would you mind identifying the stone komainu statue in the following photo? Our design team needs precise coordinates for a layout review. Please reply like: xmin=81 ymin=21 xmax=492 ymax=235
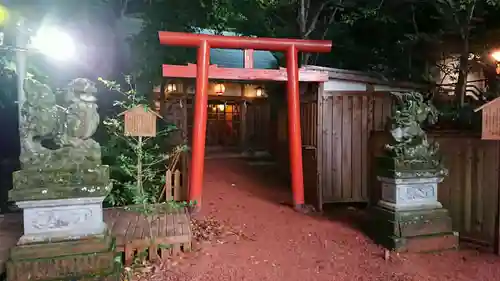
xmin=10 ymin=77 xmax=110 ymax=202
xmin=20 ymin=77 xmax=101 ymax=170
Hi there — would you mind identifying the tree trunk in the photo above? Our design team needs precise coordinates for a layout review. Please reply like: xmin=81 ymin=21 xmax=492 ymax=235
xmin=301 ymin=53 xmax=312 ymax=66
xmin=454 ymin=2 xmax=475 ymax=107
xmin=455 ymin=46 xmax=469 ymax=107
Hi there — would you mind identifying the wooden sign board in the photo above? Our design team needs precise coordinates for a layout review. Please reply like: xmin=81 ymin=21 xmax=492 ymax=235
xmin=475 ymin=98 xmax=500 ymax=140
xmin=122 ymin=105 xmax=160 ymax=137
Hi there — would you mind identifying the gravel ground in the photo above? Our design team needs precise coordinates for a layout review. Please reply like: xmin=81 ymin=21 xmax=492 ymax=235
xmin=139 ymin=158 xmax=500 ymax=281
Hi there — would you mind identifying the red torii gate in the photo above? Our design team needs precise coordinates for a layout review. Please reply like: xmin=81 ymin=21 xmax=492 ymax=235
xmin=158 ymin=31 xmax=332 ymax=212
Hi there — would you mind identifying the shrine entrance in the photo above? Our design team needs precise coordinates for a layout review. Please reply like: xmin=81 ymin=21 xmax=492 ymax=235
xmin=206 ymin=100 xmax=241 ymax=148
xmin=158 ymin=31 xmax=332 ymax=211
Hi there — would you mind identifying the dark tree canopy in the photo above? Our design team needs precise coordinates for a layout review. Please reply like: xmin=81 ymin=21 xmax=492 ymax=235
xmin=4 ymin=0 xmax=500 ymax=94
xmin=123 ymin=0 xmax=497 ymax=87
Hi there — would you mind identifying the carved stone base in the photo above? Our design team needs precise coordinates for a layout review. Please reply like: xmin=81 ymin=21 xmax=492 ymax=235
xmin=367 ymin=206 xmax=459 ymax=253
xmin=16 ymin=197 xmax=106 ymax=244
xmin=378 ymin=176 xmax=443 ymax=210
xmin=7 ymin=233 xmax=121 ymax=281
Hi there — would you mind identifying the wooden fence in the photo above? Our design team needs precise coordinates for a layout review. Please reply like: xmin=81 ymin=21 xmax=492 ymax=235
xmin=270 ymin=90 xmax=394 ymax=208
xmin=300 ymin=101 xmax=318 ymax=147
xmin=163 ymin=169 xmax=184 ymax=201
xmin=370 ymin=131 xmax=500 ymax=253
xmin=319 ymin=92 xmax=392 ymax=203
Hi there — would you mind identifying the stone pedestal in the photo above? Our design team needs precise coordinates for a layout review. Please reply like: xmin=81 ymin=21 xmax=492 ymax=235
xmin=7 ymin=166 xmax=120 ymax=281
xmin=378 ymin=176 xmax=443 ymax=211
xmin=7 ymin=231 xmax=121 ymax=281
xmin=369 ymin=206 xmax=459 ymax=253
xmin=369 ymin=176 xmax=459 ymax=253
xmin=16 ymin=197 xmax=107 ymax=244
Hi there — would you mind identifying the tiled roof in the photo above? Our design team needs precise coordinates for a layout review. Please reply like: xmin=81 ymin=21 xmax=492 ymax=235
xmin=210 ymin=48 xmax=277 ymax=69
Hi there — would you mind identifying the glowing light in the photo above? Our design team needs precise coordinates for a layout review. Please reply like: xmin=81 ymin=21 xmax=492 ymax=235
xmin=256 ymin=86 xmax=264 ymax=97
xmin=217 ymin=104 xmax=225 ymax=111
xmin=166 ymin=83 xmax=177 ymax=93
xmin=0 ymin=5 xmax=10 ymax=26
xmin=31 ymin=26 xmax=75 ymax=61
xmin=491 ymin=51 xmax=500 ymax=62
xmin=214 ymin=83 xmax=225 ymax=95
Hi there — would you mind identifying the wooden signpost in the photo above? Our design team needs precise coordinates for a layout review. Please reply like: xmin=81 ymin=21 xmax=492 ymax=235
xmin=120 ymin=105 xmax=162 ymax=137
xmin=475 ymin=97 xmax=500 ymax=140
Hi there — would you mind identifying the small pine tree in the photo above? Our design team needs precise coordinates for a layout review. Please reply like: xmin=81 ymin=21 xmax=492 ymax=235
xmin=100 ymin=77 xmax=194 ymax=269
xmin=99 ymin=76 xmax=187 ymax=208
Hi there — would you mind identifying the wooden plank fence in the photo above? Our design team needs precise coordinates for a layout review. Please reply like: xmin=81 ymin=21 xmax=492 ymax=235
xmin=435 ymin=133 xmax=500 ymax=251
xmin=165 ymin=169 xmax=183 ymax=201
xmin=271 ymin=89 xmax=394 ymax=209
xmin=319 ymin=92 xmax=392 ymax=203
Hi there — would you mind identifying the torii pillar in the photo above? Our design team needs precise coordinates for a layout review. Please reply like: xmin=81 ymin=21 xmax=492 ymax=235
xmin=158 ymin=31 xmax=332 ymax=212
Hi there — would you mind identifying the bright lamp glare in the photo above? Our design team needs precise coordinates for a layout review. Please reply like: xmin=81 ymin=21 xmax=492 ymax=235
xmin=31 ymin=26 xmax=76 ymax=61
xmin=491 ymin=51 xmax=500 ymax=62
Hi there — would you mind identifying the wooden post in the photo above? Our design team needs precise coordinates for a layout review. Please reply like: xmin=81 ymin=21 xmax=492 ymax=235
xmin=238 ymin=84 xmax=247 ymax=151
xmin=286 ymin=45 xmax=305 ymax=208
xmin=315 ymin=83 xmax=325 ymax=212
xmin=244 ymin=49 xmax=254 ymax=69
xmin=189 ymin=40 xmax=210 ymax=210
xmin=497 ymin=142 xmax=500 ymax=255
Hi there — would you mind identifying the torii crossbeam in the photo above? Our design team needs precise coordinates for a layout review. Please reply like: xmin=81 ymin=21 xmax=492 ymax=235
xmin=158 ymin=31 xmax=332 ymax=212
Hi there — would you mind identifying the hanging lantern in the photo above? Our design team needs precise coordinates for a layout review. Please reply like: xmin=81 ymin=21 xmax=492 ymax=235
xmin=491 ymin=51 xmax=500 ymax=74
xmin=214 ymin=83 xmax=225 ymax=95
xmin=255 ymin=86 xmax=264 ymax=97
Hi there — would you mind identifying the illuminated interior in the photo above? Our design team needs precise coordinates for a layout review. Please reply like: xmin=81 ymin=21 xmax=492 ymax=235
xmin=206 ymin=101 xmax=241 ymax=147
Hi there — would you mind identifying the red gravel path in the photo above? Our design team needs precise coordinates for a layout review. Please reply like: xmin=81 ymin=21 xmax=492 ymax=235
xmin=158 ymin=158 xmax=500 ymax=281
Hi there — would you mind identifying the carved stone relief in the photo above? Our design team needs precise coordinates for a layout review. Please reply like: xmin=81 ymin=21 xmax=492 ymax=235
xmin=31 ymin=208 xmax=93 ymax=230
xmin=405 ymin=185 xmax=435 ymax=200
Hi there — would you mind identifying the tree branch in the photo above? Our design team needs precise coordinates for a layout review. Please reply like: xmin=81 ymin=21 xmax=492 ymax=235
xmin=304 ymin=0 xmax=335 ymax=38
xmin=377 ymin=0 xmax=385 ymax=10
xmin=320 ymin=5 xmax=339 ymax=39
xmin=411 ymin=4 xmax=419 ymax=35
xmin=312 ymin=7 xmax=338 ymax=64
xmin=299 ymin=0 xmax=307 ymax=34
xmin=120 ymin=0 xmax=130 ymax=18
xmin=305 ymin=0 xmax=311 ymax=23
